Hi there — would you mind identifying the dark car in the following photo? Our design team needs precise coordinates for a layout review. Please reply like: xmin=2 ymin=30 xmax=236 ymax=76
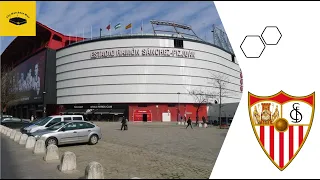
xmin=1 ymin=117 xmax=32 ymax=129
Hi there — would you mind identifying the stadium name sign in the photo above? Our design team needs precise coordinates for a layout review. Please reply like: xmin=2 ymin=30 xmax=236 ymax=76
xmin=90 ymin=48 xmax=195 ymax=59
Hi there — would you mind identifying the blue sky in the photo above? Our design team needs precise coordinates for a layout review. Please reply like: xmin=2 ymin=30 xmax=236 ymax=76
xmin=0 ymin=1 xmax=226 ymax=54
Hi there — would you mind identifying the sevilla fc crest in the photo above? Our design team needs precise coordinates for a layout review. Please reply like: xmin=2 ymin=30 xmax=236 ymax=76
xmin=248 ymin=91 xmax=315 ymax=171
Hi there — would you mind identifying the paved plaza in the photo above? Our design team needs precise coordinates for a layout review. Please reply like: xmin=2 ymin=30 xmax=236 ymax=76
xmin=1 ymin=122 xmax=228 ymax=179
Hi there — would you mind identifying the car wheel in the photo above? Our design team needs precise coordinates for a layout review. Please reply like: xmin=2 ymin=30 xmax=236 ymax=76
xmin=46 ymin=137 xmax=58 ymax=147
xmin=88 ymin=134 xmax=98 ymax=145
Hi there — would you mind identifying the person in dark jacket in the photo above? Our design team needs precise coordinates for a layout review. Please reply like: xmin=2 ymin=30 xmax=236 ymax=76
xmin=202 ymin=116 xmax=206 ymax=124
xmin=186 ymin=117 xmax=193 ymax=129
xmin=121 ymin=116 xmax=128 ymax=131
xmin=196 ymin=116 xmax=199 ymax=126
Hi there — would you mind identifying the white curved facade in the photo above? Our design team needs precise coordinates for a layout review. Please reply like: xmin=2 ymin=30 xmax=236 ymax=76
xmin=56 ymin=36 xmax=242 ymax=105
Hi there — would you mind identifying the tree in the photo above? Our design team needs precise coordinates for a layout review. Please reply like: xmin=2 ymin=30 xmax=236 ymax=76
xmin=187 ymin=88 xmax=210 ymax=122
xmin=1 ymin=65 xmax=18 ymax=116
xmin=207 ymin=73 xmax=233 ymax=128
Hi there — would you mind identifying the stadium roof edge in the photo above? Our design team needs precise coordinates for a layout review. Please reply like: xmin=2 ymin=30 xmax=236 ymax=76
xmin=57 ymin=34 xmax=236 ymax=57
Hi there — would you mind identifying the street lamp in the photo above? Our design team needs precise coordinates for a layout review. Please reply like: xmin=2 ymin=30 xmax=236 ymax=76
xmin=177 ymin=92 xmax=180 ymax=121
xmin=43 ymin=91 xmax=46 ymax=117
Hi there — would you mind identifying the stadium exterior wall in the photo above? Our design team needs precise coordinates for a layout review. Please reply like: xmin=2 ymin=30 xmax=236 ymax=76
xmin=56 ymin=36 xmax=242 ymax=122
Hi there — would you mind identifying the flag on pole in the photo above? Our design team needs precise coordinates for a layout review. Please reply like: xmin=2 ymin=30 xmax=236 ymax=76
xmin=141 ymin=21 xmax=143 ymax=35
xmin=114 ymin=23 xmax=121 ymax=30
xmin=125 ymin=23 xmax=132 ymax=29
xmin=106 ymin=24 xmax=111 ymax=31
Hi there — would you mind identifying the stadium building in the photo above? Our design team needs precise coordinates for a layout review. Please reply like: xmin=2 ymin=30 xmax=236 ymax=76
xmin=1 ymin=21 xmax=242 ymax=123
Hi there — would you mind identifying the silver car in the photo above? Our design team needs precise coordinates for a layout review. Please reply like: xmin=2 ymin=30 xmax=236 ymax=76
xmin=30 ymin=120 xmax=102 ymax=146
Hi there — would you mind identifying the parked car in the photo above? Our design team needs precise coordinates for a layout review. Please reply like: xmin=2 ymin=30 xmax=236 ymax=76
xmin=21 ymin=115 xmax=84 ymax=134
xmin=1 ymin=114 xmax=13 ymax=118
xmin=30 ymin=120 xmax=102 ymax=146
xmin=1 ymin=117 xmax=32 ymax=129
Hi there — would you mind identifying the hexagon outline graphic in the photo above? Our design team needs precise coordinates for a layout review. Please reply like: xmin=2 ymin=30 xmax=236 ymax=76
xmin=261 ymin=26 xmax=282 ymax=45
xmin=240 ymin=35 xmax=266 ymax=58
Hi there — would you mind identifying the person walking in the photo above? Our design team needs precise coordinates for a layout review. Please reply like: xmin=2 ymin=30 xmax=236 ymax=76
xmin=202 ymin=116 xmax=206 ymax=124
xmin=121 ymin=116 xmax=128 ymax=131
xmin=196 ymin=116 xmax=199 ymax=126
xmin=186 ymin=117 xmax=193 ymax=129
xmin=30 ymin=115 xmax=34 ymax=122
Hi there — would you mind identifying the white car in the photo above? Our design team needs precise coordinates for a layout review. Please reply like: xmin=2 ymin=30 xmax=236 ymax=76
xmin=21 ymin=115 xmax=84 ymax=134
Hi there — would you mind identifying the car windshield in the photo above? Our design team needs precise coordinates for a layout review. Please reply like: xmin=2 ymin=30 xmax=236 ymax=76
xmin=47 ymin=122 xmax=69 ymax=131
xmin=33 ymin=117 xmax=53 ymax=126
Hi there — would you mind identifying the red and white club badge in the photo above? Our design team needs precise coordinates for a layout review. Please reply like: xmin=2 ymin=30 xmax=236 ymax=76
xmin=248 ymin=91 xmax=315 ymax=171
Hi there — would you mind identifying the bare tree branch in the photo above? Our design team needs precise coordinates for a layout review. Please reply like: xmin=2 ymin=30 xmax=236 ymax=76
xmin=1 ymin=65 xmax=18 ymax=114
xmin=207 ymin=72 xmax=234 ymax=128
xmin=186 ymin=88 xmax=210 ymax=120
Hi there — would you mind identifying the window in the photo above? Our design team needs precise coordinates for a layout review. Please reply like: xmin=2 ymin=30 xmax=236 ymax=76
xmin=52 ymin=34 xmax=62 ymax=42
xmin=73 ymin=117 xmax=83 ymax=121
xmin=138 ymin=104 xmax=148 ymax=107
xmin=46 ymin=118 xmax=62 ymax=127
xmin=64 ymin=117 xmax=72 ymax=121
xmin=75 ymin=122 xmax=95 ymax=129
xmin=231 ymin=55 xmax=235 ymax=63
xmin=86 ymin=123 xmax=95 ymax=129
xmin=168 ymin=104 xmax=176 ymax=107
xmin=174 ymin=39 xmax=184 ymax=48
xmin=64 ymin=123 xmax=77 ymax=131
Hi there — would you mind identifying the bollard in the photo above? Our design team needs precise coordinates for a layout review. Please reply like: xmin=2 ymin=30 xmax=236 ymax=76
xmin=44 ymin=144 xmax=59 ymax=162
xmin=59 ymin=151 xmax=77 ymax=172
xmin=14 ymin=132 xmax=22 ymax=142
xmin=204 ymin=123 xmax=208 ymax=128
xmin=85 ymin=161 xmax=105 ymax=179
xmin=19 ymin=134 xmax=28 ymax=145
xmin=10 ymin=130 xmax=17 ymax=139
xmin=25 ymin=136 xmax=36 ymax=149
xmin=33 ymin=140 xmax=46 ymax=154
xmin=6 ymin=129 xmax=12 ymax=136
xmin=198 ymin=123 xmax=203 ymax=128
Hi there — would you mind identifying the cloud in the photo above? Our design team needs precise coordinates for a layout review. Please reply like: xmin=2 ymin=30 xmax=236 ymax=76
xmin=1 ymin=1 xmax=231 ymax=54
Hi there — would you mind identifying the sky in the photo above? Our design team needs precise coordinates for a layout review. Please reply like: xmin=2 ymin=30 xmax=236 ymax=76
xmin=0 ymin=1 xmax=226 ymax=54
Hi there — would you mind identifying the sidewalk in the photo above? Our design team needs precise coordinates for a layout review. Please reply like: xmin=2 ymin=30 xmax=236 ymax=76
xmin=0 ymin=134 xmax=82 ymax=179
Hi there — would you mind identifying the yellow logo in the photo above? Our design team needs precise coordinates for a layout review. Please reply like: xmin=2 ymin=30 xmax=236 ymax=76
xmin=0 ymin=1 xmax=36 ymax=36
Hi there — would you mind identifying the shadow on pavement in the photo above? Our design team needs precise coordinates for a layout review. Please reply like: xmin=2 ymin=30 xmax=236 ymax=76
xmin=1 ymin=135 xmax=20 ymax=179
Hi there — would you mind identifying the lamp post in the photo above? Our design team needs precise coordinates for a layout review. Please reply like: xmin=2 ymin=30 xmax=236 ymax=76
xmin=43 ymin=91 xmax=46 ymax=117
xmin=177 ymin=92 xmax=180 ymax=121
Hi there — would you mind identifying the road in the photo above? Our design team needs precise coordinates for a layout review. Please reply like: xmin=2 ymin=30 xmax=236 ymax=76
xmin=1 ymin=122 xmax=228 ymax=179
xmin=58 ymin=122 xmax=228 ymax=179
xmin=0 ymin=134 xmax=82 ymax=179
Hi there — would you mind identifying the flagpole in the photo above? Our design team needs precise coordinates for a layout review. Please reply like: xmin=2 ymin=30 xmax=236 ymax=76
xmin=131 ymin=23 xmax=132 ymax=35
xmin=91 ymin=26 xmax=92 ymax=40
xmin=76 ymin=29 xmax=78 ymax=42
xmin=110 ymin=22 xmax=111 ymax=37
xmin=69 ymin=33 xmax=70 ymax=45
xmin=83 ymin=28 xmax=84 ymax=41
xmin=142 ymin=20 xmax=144 ymax=35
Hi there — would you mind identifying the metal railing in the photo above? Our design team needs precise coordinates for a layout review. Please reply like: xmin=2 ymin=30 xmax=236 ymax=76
xmin=67 ymin=29 xmax=234 ymax=55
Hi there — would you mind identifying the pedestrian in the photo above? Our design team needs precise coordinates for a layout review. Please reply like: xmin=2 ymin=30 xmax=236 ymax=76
xmin=186 ymin=117 xmax=193 ymax=129
xmin=30 ymin=115 xmax=34 ymax=122
xmin=202 ymin=116 xmax=206 ymax=124
xmin=180 ymin=116 xmax=183 ymax=123
xmin=196 ymin=116 xmax=199 ymax=126
xmin=121 ymin=116 xmax=128 ymax=131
